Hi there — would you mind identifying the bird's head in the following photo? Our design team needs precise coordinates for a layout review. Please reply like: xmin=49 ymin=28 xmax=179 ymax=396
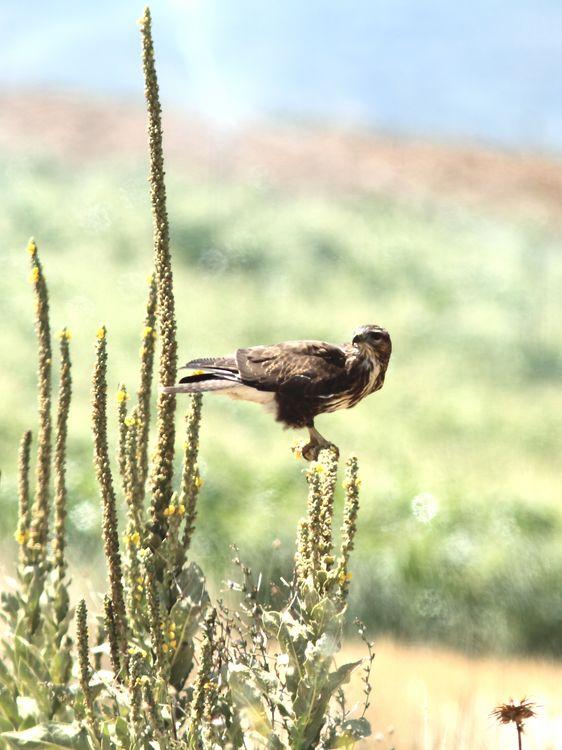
xmin=352 ymin=324 xmax=392 ymax=360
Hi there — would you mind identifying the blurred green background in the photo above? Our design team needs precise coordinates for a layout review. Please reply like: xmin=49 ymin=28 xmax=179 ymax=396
xmin=1 ymin=0 xmax=562 ymax=658
xmin=1 ymin=128 xmax=561 ymax=655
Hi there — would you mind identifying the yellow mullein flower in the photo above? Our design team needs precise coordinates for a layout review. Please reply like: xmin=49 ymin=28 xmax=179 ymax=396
xmin=291 ymin=438 xmax=304 ymax=458
xmin=124 ymin=531 xmax=141 ymax=547
xmin=14 ymin=529 xmax=28 ymax=545
xmin=59 ymin=328 xmax=72 ymax=341
xmin=124 ymin=416 xmax=137 ymax=427
xmin=29 ymin=266 xmax=40 ymax=284
xmin=27 ymin=239 xmax=37 ymax=256
xmin=96 ymin=327 xmax=106 ymax=340
xmin=117 ymin=388 xmax=130 ymax=403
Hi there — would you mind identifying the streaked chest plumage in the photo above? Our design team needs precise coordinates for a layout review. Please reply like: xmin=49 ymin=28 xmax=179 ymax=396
xmin=319 ymin=354 xmax=382 ymax=414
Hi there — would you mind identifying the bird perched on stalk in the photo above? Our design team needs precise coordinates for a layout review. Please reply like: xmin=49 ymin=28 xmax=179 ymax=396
xmin=162 ymin=324 xmax=391 ymax=460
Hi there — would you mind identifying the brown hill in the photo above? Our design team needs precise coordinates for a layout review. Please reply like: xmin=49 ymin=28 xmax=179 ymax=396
xmin=1 ymin=89 xmax=561 ymax=226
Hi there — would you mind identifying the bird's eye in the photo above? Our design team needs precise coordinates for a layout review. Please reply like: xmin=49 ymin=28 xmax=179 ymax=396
xmin=370 ymin=332 xmax=383 ymax=340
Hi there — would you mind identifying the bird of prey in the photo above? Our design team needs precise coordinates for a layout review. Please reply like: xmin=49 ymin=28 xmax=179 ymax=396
xmin=162 ymin=324 xmax=391 ymax=460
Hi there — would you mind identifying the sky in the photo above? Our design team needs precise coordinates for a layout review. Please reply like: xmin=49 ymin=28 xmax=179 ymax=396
xmin=2 ymin=0 xmax=562 ymax=151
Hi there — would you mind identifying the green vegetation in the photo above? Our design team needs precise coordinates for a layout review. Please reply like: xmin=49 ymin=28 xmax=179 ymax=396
xmin=0 ymin=83 xmax=561 ymax=657
xmin=0 ymin=235 xmax=371 ymax=749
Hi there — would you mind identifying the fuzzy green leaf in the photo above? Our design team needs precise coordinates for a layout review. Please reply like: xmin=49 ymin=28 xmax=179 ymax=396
xmin=0 ymin=686 xmax=19 ymax=727
xmin=228 ymin=665 xmax=272 ymax=738
xmin=169 ymin=640 xmax=194 ymax=691
xmin=2 ymin=722 xmax=90 ymax=749
xmin=327 ymin=660 xmax=362 ymax=693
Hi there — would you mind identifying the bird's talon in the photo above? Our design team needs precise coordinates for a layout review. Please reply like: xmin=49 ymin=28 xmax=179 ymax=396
xmin=301 ymin=441 xmax=339 ymax=462
xmin=302 ymin=442 xmax=321 ymax=462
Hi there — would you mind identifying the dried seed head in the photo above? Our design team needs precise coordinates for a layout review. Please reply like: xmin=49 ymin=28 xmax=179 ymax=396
xmin=492 ymin=698 xmax=537 ymax=727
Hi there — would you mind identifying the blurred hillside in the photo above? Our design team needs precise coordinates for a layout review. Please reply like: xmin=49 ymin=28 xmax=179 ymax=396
xmin=1 ymin=93 xmax=561 ymax=655
xmin=2 ymin=91 xmax=562 ymax=225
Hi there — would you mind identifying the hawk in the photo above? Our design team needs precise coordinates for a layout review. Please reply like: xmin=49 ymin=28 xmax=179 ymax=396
xmin=163 ymin=324 xmax=391 ymax=460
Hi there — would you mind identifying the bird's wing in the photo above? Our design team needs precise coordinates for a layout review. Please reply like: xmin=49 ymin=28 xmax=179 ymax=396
xmin=181 ymin=355 xmax=238 ymax=372
xmin=236 ymin=340 xmax=349 ymax=396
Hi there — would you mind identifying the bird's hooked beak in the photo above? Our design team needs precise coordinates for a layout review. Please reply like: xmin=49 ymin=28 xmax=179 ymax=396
xmin=352 ymin=332 xmax=365 ymax=346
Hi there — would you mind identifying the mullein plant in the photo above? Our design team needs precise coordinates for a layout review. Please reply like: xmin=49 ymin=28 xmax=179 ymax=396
xmin=0 ymin=7 xmax=374 ymax=750
xmin=221 ymin=449 xmax=373 ymax=750
xmin=75 ymin=7 xmax=209 ymax=744
xmin=0 ymin=242 xmax=77 ymax=745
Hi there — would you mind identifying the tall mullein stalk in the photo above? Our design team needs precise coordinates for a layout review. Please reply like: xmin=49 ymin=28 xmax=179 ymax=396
xmin=92 ymin=327 xmax=128 ymax=656
xmin=122 ymin=412 xmax=145 ymax=631
xmin=141 ymin=7 xmax=178 ymax=548
xmin=123 ymin=406 xmax=144 ymax=533
xmin=145 ymin=553 xmax=166 ymax=679
xmin=337 ymin=455 xmax=361 ymax=597
xmin=180 ymin=393 xmax=203 ymax=553
xmin=144 ymin=682 xmax=166 ymax=740
xmin=27 ymin=239 xmax=52 ymax=560
xmin=136 ymin=273 xmax=157 ymax=497
xmin=317 ymin=448 xmax=338 ymax=568
xmin=303 ymin=461 xmax=325 ymax=580
xmin=128 ymin=652 xmax=145 ymax=742
xmin=76 ymin=599 xmax=97 ymax=738
xmin=117 ymin=384 xmax=130 ymax=490
xmin=188 ymin=609 xmax=217 ymax=744
xmin=294 ymin=518 xmax=311 ymax=587
xmin=52 ymin=329 xmax=72 ymax=572
xmin=103 ymin=595 xmax=122 ymax=679
xmin=123 ymin=529 xmax=143 ymax=632
xmin=16 ymin=431 xmax=32 ymax=566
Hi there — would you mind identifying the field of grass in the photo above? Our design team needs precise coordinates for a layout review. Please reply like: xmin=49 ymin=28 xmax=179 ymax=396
xmin=349 ymin=638 xmax=562 ymax=749
xmin=1 ymin=144 xmax=561 ymax=655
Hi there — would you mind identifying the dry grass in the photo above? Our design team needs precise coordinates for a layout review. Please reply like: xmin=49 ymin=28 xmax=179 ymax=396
xmin=345 ymin=639 xmax=562 ymax=749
